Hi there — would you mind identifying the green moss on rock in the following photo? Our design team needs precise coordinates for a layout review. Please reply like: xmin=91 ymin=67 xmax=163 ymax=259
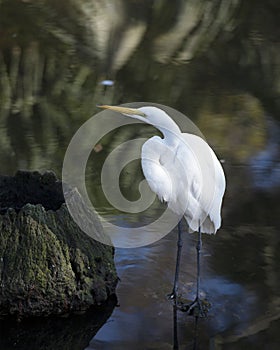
xmin=0 ymin=171 xmax=118 ymax=318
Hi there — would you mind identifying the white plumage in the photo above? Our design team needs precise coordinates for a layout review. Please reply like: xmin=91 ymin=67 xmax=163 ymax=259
xmin=100 ymin=105 xmax=226 ymax=234
xmin=130 ymin=106 xmax=226 ymax=234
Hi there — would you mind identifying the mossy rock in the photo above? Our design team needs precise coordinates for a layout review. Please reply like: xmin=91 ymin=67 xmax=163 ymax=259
xmin=0 ymin=170 xmax=118 ymax=318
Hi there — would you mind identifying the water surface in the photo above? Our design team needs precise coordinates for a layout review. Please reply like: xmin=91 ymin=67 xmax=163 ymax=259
xmin=0 ymin=1 xmax=280 ymax=349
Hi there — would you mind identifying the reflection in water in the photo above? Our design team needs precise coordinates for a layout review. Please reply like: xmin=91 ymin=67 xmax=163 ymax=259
xmin=88 ymin=224 xmax=264 ymax=349
xmin=0 ymin=0 xmax=280 ymax=349
xmin=0 ymin=1 xmax=278 ymax=171
xmin=0 ymin=296 xmax=117 ymax=350
xmin=154 ymin=0 xmax=241 ymax=63
xmin=250 ymin=118 xmax=280 ymax=190
xmin=173 ymin=304 xmax=199 ymax=350
xmin=196 ymin=93 xmax=267 ymax=163
xmin=173 ymin=304 xmax=179 ymax=350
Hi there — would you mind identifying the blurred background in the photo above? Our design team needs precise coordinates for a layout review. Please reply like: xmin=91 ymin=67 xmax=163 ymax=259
xmin=0 ymin=0 xmax=279 ymax=349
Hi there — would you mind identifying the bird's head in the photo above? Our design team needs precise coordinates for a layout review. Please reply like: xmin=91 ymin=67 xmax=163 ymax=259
xmin=98 ymin=105 xmax=181 ymax=135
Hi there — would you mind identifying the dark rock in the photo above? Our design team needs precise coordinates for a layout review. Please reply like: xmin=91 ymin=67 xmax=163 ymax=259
xmin=0 ymin=171 xmax=118 ymax=319
xmin=0 ymin=170 xmax=64 ymax=212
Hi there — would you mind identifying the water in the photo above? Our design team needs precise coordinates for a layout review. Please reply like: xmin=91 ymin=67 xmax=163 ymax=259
xmin=87 ymin=215 xmax=279 ymax=349
xmin=0 ymin=1 xmax=280 ymax=349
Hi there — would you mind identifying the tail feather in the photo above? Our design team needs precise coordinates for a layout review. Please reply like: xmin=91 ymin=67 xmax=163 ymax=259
xmin=184 ymin=214 xmax=218 ymax=234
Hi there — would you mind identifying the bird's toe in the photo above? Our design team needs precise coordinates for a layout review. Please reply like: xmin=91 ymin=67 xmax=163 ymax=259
xmin=177 ymin=297 xmax=210 ymax=317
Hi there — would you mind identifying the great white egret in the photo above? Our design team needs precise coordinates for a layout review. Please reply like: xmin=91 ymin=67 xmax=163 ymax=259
xmin=99 ymin=105 xmax=226 ymax=314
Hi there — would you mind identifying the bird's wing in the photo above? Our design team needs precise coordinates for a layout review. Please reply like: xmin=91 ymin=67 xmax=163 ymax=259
xmin=141 ymin=136 xmax=174 ymax=203
xmin=141 ymin=134 xmax=226 ymax=234
xmin=141 ymin=135 xmax=199 ymax=217
xmin=180 ymin=134 xmax=226 ymax=233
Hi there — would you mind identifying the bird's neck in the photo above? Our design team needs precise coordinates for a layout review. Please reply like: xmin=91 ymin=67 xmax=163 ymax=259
xmin=158 ymin=125 xmax=181 ymax=148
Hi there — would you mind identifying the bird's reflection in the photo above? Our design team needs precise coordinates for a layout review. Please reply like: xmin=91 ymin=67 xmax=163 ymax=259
xmin=173 ymin=305 xmax=199 ymax=350
xmin=173 ymin=304 xmax=179 ymax=350
xmin=193 ymin=316 xmax=199 ymax=350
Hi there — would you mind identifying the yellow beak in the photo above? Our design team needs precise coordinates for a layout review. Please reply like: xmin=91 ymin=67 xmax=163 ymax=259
xmin=98 ymin=105 xmax=146 ymax=117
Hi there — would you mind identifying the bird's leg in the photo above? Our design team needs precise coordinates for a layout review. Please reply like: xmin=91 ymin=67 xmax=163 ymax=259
xmin=168 ymin=219 xmax=183 ymax=304
xmin=196 ymin=225 xmax=202 ymax=301
xmin=178 ymin=226 xmax=208 ymax=317
xmin=186 ymin=227 xmax=202 ymax=313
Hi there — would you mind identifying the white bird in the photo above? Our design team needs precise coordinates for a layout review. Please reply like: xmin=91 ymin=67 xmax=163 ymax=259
xmin=99 ymin=105 xmax=226 ymax=314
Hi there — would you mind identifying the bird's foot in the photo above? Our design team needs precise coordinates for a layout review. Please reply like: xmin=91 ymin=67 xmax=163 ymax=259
xmin=177 ymin=297 xmax=210 ymax=318
xmin=166 ymin=290 xmax=177 ymax=303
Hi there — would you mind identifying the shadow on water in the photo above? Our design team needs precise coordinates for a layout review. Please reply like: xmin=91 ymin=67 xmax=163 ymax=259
xmin=0 ymin=0 xmax=280 ymax=349
xmin=0 ymin=295 xmax=117 ymax=350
